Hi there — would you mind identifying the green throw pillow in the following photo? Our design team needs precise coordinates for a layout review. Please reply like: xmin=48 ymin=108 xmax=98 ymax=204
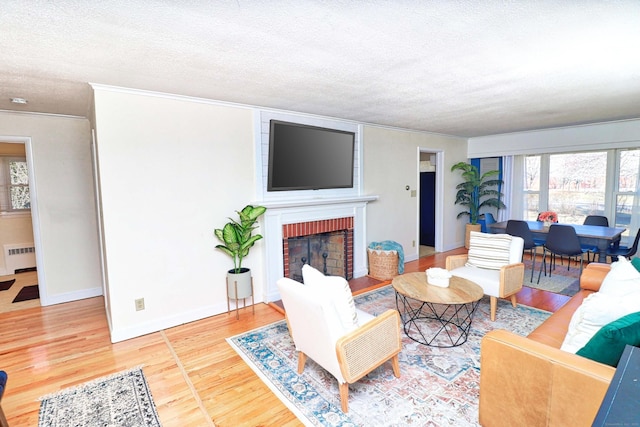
xmin=576 ymin=311 xmax=640 ymax=367
xmin=631 ymin=257 xmax=640 ymax=273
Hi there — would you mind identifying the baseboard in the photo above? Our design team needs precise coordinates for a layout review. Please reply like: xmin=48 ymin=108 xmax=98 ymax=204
xmin=40 ymin=286 xmax=103 ymax=306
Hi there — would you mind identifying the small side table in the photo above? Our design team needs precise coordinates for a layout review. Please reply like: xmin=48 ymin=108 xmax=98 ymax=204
xmin=592 ymin=344 xmax=640 ymax=426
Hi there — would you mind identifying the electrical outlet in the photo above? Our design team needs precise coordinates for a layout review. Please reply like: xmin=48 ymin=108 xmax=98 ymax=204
xmin=412 ymin=240 xmax=416 ymax=247
xmin=135 ymin=298 xmax=145 ymax=311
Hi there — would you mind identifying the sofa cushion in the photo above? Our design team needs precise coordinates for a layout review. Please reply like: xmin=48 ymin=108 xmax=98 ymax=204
xmin=561 ymin=257 xmax=640 ymax=353
xmin=302 ymin=264 xmax=359 ymax=333
xmin=599 ymin=256 xmax=640 ymax=297
xmin=576 ymin=311 xmax=640 ymax=366
xmin=466 ymin=232 xmax=513 ymax=270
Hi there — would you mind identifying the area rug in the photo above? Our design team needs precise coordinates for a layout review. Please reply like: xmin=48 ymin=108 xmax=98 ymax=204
xmin=0 ymin=278 xmax=15 ymax=291
xmin=227 ymin=285 xmax=551 ymax=426
xmin=12 ymin=284 xmax=39 ymax=302
xmin=38 ymin=367 xmax=161 ymax=427
xmin=523 ymin=257 xmax=581 ymax=296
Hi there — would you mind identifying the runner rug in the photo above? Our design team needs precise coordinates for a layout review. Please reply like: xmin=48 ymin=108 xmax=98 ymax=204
xmin=38 ymin=367 xmax=162 ymax=427
xmin=227 ymin=285 xmax=551 ymax=426
xmin=523 ymin=256 xmax=582 ymax=296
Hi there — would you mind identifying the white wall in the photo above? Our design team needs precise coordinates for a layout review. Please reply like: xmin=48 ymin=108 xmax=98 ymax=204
xmin=0 ymin=112 xmax=102 ymax=304
xmin=93 ymin=88 xmax=258 ymax=342
xmin=362 ymin=126 xmax=469 ymax=254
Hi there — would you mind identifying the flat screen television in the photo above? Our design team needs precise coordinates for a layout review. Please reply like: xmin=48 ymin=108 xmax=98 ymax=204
xmin=267 ymin=120 xmax=355 ymax=191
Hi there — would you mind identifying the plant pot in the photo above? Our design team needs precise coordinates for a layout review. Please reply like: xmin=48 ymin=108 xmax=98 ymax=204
xmin=465 ymin=223 xmax=482 ymax=249
xmin=227 ymin=268 xmax=253 ymax=299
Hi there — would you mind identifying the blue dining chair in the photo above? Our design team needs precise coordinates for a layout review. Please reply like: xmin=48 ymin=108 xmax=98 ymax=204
xmin=582 ymin=215 xmax=609 ymax=262
xmin=606 ymin=229 xmax=640 ymax=262
xmin=0 ymin=370 xmax=7 ymax=427
xmin=479 ymin=212 xmax=496 ymax=233
xmin=505 ymin=220 xmax=542 ymax=282
xmin=538 ymin=224 xmax=588 ymax=283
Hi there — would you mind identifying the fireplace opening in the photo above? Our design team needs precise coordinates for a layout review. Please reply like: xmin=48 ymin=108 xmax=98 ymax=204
xmin=287 ymin=230 xmax=350 ymax=282
xmin=282 ymin=217 xmax=354 ymax=283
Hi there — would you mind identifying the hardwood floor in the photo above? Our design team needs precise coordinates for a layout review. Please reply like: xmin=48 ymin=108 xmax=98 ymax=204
xmin=0 ymin=248 xmax=569 ymax=426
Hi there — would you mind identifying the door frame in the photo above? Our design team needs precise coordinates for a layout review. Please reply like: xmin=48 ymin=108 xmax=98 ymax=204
xmin=417 ymin=148 xmax=444 ymax=253
xmin=0 ymin=136 xmax=46 ymax=304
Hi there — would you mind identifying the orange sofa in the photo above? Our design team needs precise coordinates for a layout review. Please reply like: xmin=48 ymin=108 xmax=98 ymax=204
xmin=479 ymin=263 xmax=616 ymax=427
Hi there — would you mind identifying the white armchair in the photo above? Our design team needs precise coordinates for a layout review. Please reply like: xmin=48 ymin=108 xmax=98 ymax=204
xmin=446 ymin=231 xmax=525 ymax=321
xmin=276 ymin=265 xmax=402 ymax=413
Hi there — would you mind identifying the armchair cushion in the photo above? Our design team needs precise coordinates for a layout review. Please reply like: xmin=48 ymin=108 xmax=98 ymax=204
xmin=446 ymin=265 xmax=502 ymax=296
xmin=576 ymin=311 xmax=640 ymax=366
xmin=466 ymin=232 xmax=513 ymax=270
xmin=302 ymin=264 xmax=359 ymax=333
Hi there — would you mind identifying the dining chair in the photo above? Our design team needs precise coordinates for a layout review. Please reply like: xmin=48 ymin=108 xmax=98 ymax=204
xmin=606 ymin=229 xmax=640 ymax=262
xmin=0 ymin=370 xmax=7 ymax=427
xmin=582 ymin=215 xmax=610 ymax=262
xmin=537 ymin=224 xmax=588 ymax=283
xmin=479 ymin=212 xmax=496 ymax=233
xmin=505 ymin=220 xmax=542 ymax=282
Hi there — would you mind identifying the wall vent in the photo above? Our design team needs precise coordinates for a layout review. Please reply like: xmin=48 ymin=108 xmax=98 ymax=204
xmin=4 ymin=243 xmax=36 ymax=274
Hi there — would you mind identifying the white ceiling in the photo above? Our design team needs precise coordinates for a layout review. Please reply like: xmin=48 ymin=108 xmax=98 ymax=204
xmin=1 ymin=1 xmax=640 ymax=138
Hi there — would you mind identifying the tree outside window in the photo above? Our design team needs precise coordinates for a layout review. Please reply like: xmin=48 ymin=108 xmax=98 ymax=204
xmin=2 ymin=158 xmax=30 ymax=212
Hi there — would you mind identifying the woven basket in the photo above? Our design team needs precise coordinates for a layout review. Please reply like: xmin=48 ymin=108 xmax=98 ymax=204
xmin=367 ymin=248 xmax=399 ymax=280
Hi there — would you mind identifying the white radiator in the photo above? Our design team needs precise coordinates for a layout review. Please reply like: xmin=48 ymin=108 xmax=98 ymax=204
xmin=4 ymin=243 xmax=36 ymax=274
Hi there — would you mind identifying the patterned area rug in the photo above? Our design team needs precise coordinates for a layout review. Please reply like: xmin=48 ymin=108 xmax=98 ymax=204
xmin=228 ymin=285 xmax=551 ymax=426
xmin=523 ymin=257 xmax=582 ymax=296
xmin=39 ymin=367 xmax=162 ymax=427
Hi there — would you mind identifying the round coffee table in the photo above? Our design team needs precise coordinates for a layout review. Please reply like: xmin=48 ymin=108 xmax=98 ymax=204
xmin=392 ymin=272 xmax=484 ymax=347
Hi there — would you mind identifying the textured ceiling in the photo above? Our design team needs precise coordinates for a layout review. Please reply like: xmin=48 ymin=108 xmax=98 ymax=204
xmin=1 ymin=1 xmax=639 ymax=137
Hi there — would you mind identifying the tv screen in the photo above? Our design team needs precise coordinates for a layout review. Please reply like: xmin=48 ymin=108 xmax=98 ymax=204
xmin=267 ymin=120 xmax=355 ymax=191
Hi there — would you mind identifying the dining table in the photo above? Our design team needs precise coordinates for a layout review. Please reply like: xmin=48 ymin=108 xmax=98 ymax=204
xmin=488 ymin=220 xmax=626 ymax=263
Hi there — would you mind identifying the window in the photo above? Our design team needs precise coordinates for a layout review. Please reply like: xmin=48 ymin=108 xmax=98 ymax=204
xmin=1 ymin=157 xmax=30 ymax=212
xmin=548 ymin=151 xmax=607 ymax=224
xmin=523 ymin=155 xmax=541 ymax=221
xmin=519 ymin=148 xmax=640 ymax=245
xmin=614 ymin=149 xmax=640 ymax=239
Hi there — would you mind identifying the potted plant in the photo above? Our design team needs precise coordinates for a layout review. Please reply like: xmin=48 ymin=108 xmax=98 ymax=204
xmin=214 ymin=204 xmax=267 ymax=300
xmin=451 ymin=161 xmax=506 ymax=248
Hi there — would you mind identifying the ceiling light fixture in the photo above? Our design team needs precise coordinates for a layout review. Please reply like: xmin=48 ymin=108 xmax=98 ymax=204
xmin=10 ymin=97 xmax=28 ymax=104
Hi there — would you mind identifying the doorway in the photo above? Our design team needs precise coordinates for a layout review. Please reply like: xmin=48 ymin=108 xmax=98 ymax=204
xmin=418 ymin=150 xmax=443 ymax=257
xmin=0 ymin=139 xmax=40 ymax=313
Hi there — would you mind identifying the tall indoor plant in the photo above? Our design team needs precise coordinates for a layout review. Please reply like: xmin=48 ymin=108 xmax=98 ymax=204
xmin=451 ymin=161 xmax=506 ymax=247
xmin=214 ymin=204 xmax=267 ymax=300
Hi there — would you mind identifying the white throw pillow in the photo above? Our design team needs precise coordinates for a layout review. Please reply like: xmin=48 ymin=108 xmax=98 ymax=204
xmin=599 ymin=256 xmax=640 ymax=297
xmin=561 ymin=258 xmax=640 ymax=354
xmin=466 ymin=231 xmax=513 ymax=270
xmin=302 ymin=264 xmax=359 ymax=333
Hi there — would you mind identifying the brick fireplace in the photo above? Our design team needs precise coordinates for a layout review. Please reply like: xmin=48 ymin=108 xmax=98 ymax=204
xmin=283 ymin=217 xmax=354 ymax=281
xmin=260 ymin=196 xmax=376 ymax=302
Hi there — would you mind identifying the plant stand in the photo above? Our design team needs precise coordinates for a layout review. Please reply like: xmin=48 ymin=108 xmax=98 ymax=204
xmin=226 ymin=275 xmax=255 ymax=320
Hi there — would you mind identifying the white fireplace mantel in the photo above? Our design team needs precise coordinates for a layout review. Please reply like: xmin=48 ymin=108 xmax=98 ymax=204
xmin=258 ymin=195 xmax=378 ymax=302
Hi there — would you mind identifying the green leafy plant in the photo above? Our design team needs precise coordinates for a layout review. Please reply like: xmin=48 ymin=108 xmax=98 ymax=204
xmin=451 ymin=161 xmax=506 ymax=224
xmin=214 ymin=204 xmax=267 ymax=273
